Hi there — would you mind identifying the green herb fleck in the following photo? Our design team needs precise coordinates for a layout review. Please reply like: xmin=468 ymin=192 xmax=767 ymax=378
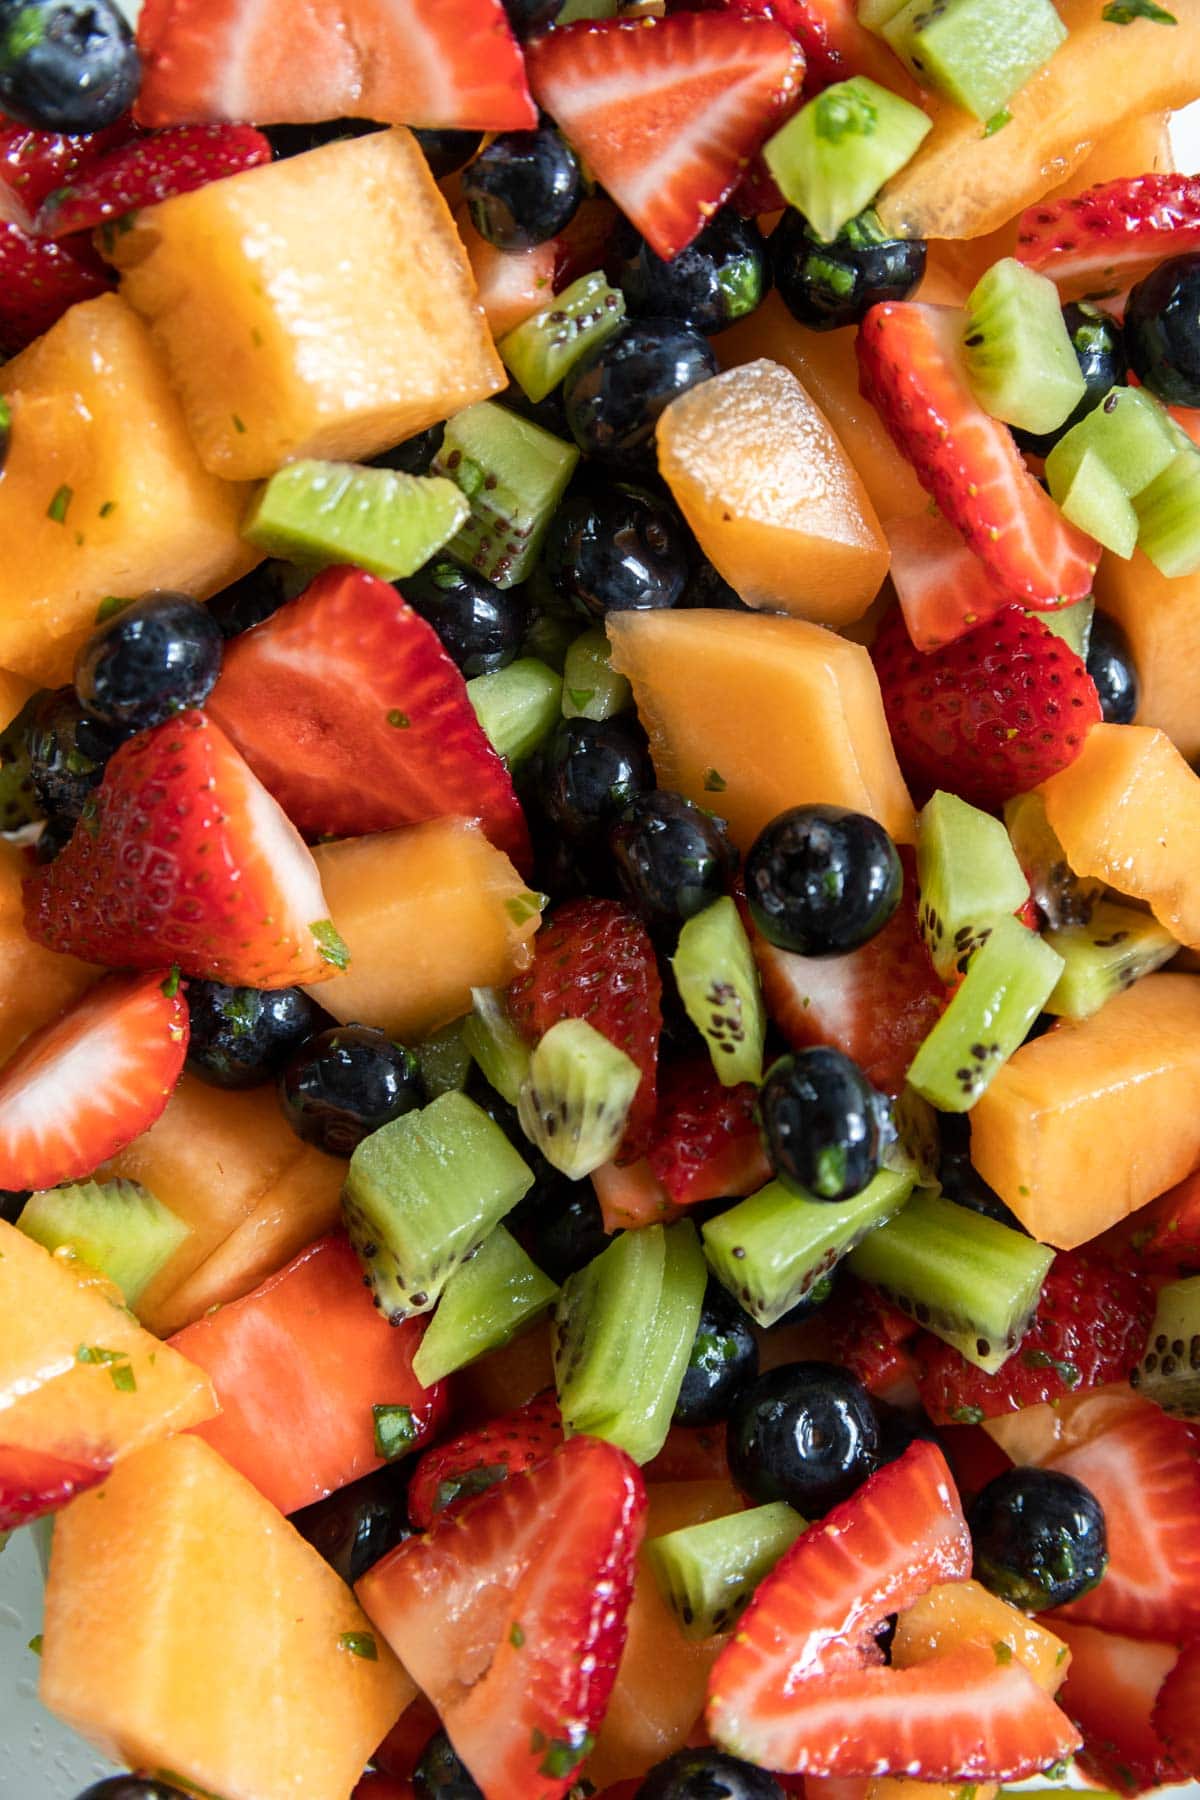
xmin=703 ymin=768 xmax=727 ymax=793
xmin=161 ymin=966 xmax=182 ymax=999
xmin=1056 ymin=1645 xmax=1068 ymax=1665
xmin=1103 ymin=0 xmax=1175 ymax=19
xmin=956 ymin=1787 xmax=977 ymax=1800
xmin=568 ymin=687 xmax=594 ymax=711
xmin=79 ymin=794 xmax=100 ymax=838
xmin=510 ymin=1621 xmax=525 ymax=1648
xmin=373 ymin=1403 xmax=417 ymax=1461
xmin=0 ymin=396 xmax=11 ymax=438
xmin=232 ymin=413 xmax=247 ymax=434
xmin=814 ymin=84 xmax=878 ymax=144
xmin=251 ymin=328 xmax=264 ymax=348
xmin=1022 ymin=1347 xmax=1081 ymax=1387
xmin=504 ymin=890 xmax=546 ymax=927
xmin=338 ymin=1631 xmax=378 ymax=1660
xmin=1018 ymin=1184 xmax=1030 ymax=1196
xmin=311 ymin=919 xmax=350 ymax=970
xmin=983 ymin=110 xmax=1012 ymax=136
xmin=98 ymin=500 xmax=118 ymax=519
xmin=96 ymin=594 xmax=133 ymax=623
xmin=386 ymin=709 xmax=410 ymax=728
xmin=714 ymin=255 xmax=764 ymax=320
xmin=7 ymin=8 xmax=46 ymax=61
xmin=27 ymin=1634 xmax=42 ymax=1656
xmin=804 ymin=252 xmax=856 ymax=299
xmin=76 ymin=1343 xmax=127 ymax=1365
xmin=992 ymin=1640 xmax=1013 ymax=1665
xmin=539 ymin=1734 xmax=594 ymax=1780
xmin=813 ymin=1142 xmax=848 ymax=1198
xmin=110 ymin=1362 xmax=137 ymax=1393
xmin=47 ymin=484 xmax=73 ymax=524
xmin=949 ymin=1404 xmax=985 ymax=1425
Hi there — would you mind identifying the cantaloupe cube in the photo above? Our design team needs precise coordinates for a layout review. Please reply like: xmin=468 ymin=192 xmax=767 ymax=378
xmin=109 ymin=129 xmax=505 ymax=481
xmin=0 ymin=669 xmax=33 ymax=730
xmin=305 ymin=818 xmax=541 ymax=1039
xmin=41 ymin=1435 xmax=414 ymax=1800
xmin=0 ymin=294 xmax=259 ymax=685
xmin=1094 ymin=551 xmax=1200 ymax=762
xmin=606 ymin=609 xmax=915 ymax=852
xmin=0 ymin=842 xmax=99 ymax=1066
xmin=656 ymin=359 xmax=890 ymax=626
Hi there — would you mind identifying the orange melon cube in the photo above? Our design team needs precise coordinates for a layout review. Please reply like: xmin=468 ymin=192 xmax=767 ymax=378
xmin=0 ymin=842 xmax=98 ymax=1066
xmin=0 ymin=668 xmax=34 ymax=730
xmin=606 ymin=609 xmax=915 ymax=852
xmin=656 ymin=359 xmax=889 ymax=627
xmin=0 ymin=294 xmax=259 ymax=684
xmin=109 ymin=129 xmax=504 ymax=481
xmin=305 ymin=819 xmax=541 ymax=1039
xmin=41 ymin=1434 xmax=414 ymax=1800
xmin=1094 ymin=552 xmax=1200 ymax=762
xmin=970 ymin=974 xmax=1200 ymax=1248
xmin=1040 ymin=723 xmax=1200 ymax=946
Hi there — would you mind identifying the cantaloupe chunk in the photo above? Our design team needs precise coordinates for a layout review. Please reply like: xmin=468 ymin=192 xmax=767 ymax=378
xmin=1094 ymin=553 xmax=1200 ymax=762
xmin=1040 ymin=722 xmax=1200 ymax=946
xmin=305 ymin=819 xmax=541 ymax=1039
xmin=109 ymin=129 xmax=504 ymax=481
xmin=0 ymin=668 xmax=33 ymax=731
xmin=0 ymin=294 xmax=258 ymax=684
xmin=656 ymin=359 xmax=889 ymax=627
xmin=0 ymin=842 xmax=99 ymax=1066
xmin=40 ymin=1434 xmax=414 ymax=1800
xmin=970 ymin=974 xmax=1200 ymax=1249
xmin=606 ymin=609 xmax=915 ymax=852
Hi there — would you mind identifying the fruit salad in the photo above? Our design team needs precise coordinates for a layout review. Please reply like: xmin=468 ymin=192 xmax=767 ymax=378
xmin=3 ymin=1 xmax=1200 ymax=1798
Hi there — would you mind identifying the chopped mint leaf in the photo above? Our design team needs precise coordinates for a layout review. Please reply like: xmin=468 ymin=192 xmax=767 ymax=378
xmin=232 ymin=413 xmax=247 ymax=434
xmin=813 ymin=1142 xmax=848 ymax=1197
xmin=714 ymin=255 xmax=764 ymax=319
xmin=7 ymin=8 xmax=46 ymax=60
xmin=96 ymin=594 xmax=133 ymax=623
xmin=76 ymin=1344 xmax=128 ymax=1365
xmin=161 ymin=966 xmax=182 ymax=999
xmin=510 ymin=1621 xmax=525 ymax=1648
xmin=805 ymin=252 xmax=856 ymax=298
xmin=110 ymin=1362 xmax=137 ymax=1393
xmin=311 ymin=919 xmax=350 ymax=970
xmin=1103 ymin=0 xmax=1175 ymax=18
xmin=538 ymin=1733 xmax=594 ymax=1779
xmin=814 ymin=85 xmax=877 ymax=143
xmin=949 ymin=1403 xmax=985 ymax=1425
xmin=983 ymin=110 xmax=1012 ymax=136
xmin=98 ymin=500 xmax=118 ymax=519
xmin=27 ymin=1633 xmax=42 ymax=1655
xmin=386 ymin=709 xmax=410 ymax=728
xmin=703 ymin=768 xmax=727 ymax=793
xmin=567 ymin=687 xmax=594 ymax=711
xmin=47 ymin=484 xmax=73 ymax=524
xmin=504 ymin=890 xmax=545 ymax=927
xmin=0 ymin=396 xmax=10 ymax=438
xmin=992 ymin=1640 xmax=1013 ymax=1665
xmin=338 ymin=1631 xmax=378 ymax=1660
xmin=1022 ymin=1347 xmax=1081 ymax=1386
xmin=373 ymin=1403 xmax=417 ymax=1461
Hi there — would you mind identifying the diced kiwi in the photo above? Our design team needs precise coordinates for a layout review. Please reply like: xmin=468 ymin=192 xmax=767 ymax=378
xmin=467 ymin=657 xmax=563 ymax=767
xmin=858 ymin=0 xmax=911 ymax=29
xmin=702 ymin=1170 xmax=913 ymax=1327
xmin=414 ymin=1019 xmax=472 ymax=1098
xmin=411 ymin=1224 xmax=558 ymax=1386
xmin=463 ymin=986 xmax=532 ymax=1106
xmin=1052 ymin=447 xmax=1139 ymax=558
xmin=433 ymin=400 xmax=579 ymax=588
xmin=561 ymin=627 xmax=633 ymax=722
xmin=0 ymin=688 xmax=46 ymax=833
xmin=516 ymin=1017 xmax=641 ymax=1180
xmin=846 ymin=1187 xmax=1054 ymax=1373
xmin=916 ymin=790 xmax=1030 ymax=982
xmin=962 ymin=259 xmax=1086 ymax=437
xmin=1134 ymin=447 xmax=1200 ymax=579
xmin=17 ymin=1180 xmax=189 ymax=1307
xmin=522 ymin=607 xmax=577 ymax=673
xmin=762 ymin=76 xmax=932 ymax=243
xmin=883 ymin=1084 xmax=941 ymax=1190
xmin=1131 ymin=1276 xmax=1200 ymax=1416
xmin=342 ymin=1090 xmax=534 ymax=1323
xmin=646 ymin=1502 xmax=807 ymax=1640
xmin=242 ymin=460 xmax=469 ymax=578
xmin=671 ymin=896 xmax=766 ymax=1088
xmin=1043 ymin=900 xmax=1178 ymax=1020
xmin=1033 ymin=595 xmax=1094 ymax=660
xmin=1004 ymin=791 xmax=1104 ymax=929
xmin=499 ymin=271 xmax=627 ymax=405
xmin=1045 ymin=386 xmax=1177 ymax=505
xmin=907 ymin=913 xmax=1064 ymax=1112
xmin=882 ymin=0 xmax=1066 ymax=121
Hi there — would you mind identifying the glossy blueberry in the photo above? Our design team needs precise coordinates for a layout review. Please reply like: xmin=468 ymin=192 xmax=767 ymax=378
xmin=74 ymin=591 xmax=223 ymax=731
xmin=27 ymin=685 xmax=126 ymax=823
xmin=0 ymin=1187 xmax=29 ymax=1224
xmin=535 ymin=714 xmax=655 ymax=843
xmin=0 ymin=0 xmax=139 ymax=131
xmin=969 ymin=1466 xmax=1108 ymax=1612
xmin=34 ymin=811 xmax=74 ymax=861
xmin=373 ymin=421 xmax=446 ymax=475
xmin=759 ymin=1046 xmax=888 ymax=1202
xmin=936 ymin=1113 xmax=1025 ymax=1232
xmin=674 ymin=1280 xmax=759 ymax=1428
xmin=462 ymin=126 xmax=582 ymax=250
xmin=186 ymin=981 xmax=326 ymax=1090
xmin=501 ymin=0 xmax=564 ymax=36
xmin=206 ymin=560 xmax=303 ymax=639
xmin=636 ymin=1747 xmax=786 ymax=1800
xmin=413 ymin=127 xmax=484 ymax=179
xmin=609 ymin=789 xmax=736 ymax=930
xmin=772 ymin=208 xmax=925 ymax=332
xmin=292 ymin=1462 xmax=412 ymax=1585
xmin=564 ymin=318 xmax=718 ymax=465
xmin=619 ymin=210 xmax=771 ymax=336
xmin=414 ymin=1731 xmax=485 ymax=1799
xmin=264 ymin=119 xmax=381 ymax=158
xmin=1013 ymin=301 xmax=1128 ymax=456
xmin=680 ymin=556 xmax=750 ymax=610
xmin=1086 ymin=611 xmax=1139 ymax=725
xmin=770 ymin=1270 xmax=836 ymax=1330
xmin=542 ymin=484 xmax=691 ymax=620
xmin=404 ymin=559 xmax=524 ymax=676
xmin=745 ymin=804 xmax=903 ymax=957
xmin=1125 ymin=252 xmax=1200 ymax=408
xmin=72 ymin=1785 xmax=191 ymax=1800
xmin=513 ymin=1178 xmax=610 ymax=1282
xmin=279 ymin=1024 xmax=424 ymax=1157
xmin=727 ymin=1359 xmax=880 ymax=1515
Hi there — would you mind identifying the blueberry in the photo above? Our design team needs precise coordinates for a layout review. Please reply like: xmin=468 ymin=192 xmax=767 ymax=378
xmin=404 ymin=560 xmax=524 ymax=676
xmin=27 ymin=685 xmax=126 ymax=823
xmin=414 ymin=1730 xmax=484 ymax=1799
xmin=535 ymin=714 xmax=654 ymax=844
xmin=969 ymin=1466 xmax=1107 ymax=1612
xmin=462 ymin=126 xmax=582 ymax=250
xmin=373 ymin=421 xmax=446 ymax=476
xmin=1086 ymin=611 xmax=1139 ymax=725
xmin=413 ymin=127 xmax=484 ymax=179
xmin=936 ymin=1113 xmax=1025 ymax=1232
xmin=619 ymin=210 xmax=771 ymax=336
xmin=1013 ymin=302 xmax=1128 ymax=457
xmin=0 ymin=1187 xmax=29 ymax=1224
xmin=772 ymin=208 xmax=925 ymax=333
xmin=512 ymin=1179 xmax=610 ymax=1282
xmin=186 ymin=981 xmax=326 ymax=1090
xmin=206 ymin=561 xmax=302 ymax=639
xmin=0 ymin=0 xmax=139 ymax=131
xmin=727 ymin=1360 xmax=880 ymax=1515
xmin=542 ymin=483 xmax=691 ymax=620
xmin=1125 ymin=252 xmax=1200 ymax=408
xmin=34 ymin=811 xmax=75 ymax=861
xmin=609 ymin=789 xmax=736 ymax=930
xmin=564 ymin=318 xmax=718 ymax=465
xmin=501 ymin=0 xmax=564 ymax=37
xmin=759 ymin=1046 xmax=888 ymax=1202
xmin=745 ymin=804 xmax=903 ymax=957
xmin=291 ymin=1462 xmax=412 ymax=1585
xmin=770 ymin=1270 xmax=836 ymax=1330
xmin=680 ymin=556 xmax=750 ymax=610
xmin=278 ymin=1025 xmax=424 ymax=1157
xmin=674 ymin=1280 xmax=759 ymax=1428
xmin=264 ymin=119 xmax=381 ymax=159
xmin=74 ymin=592 xmax=223 ymax=732
xmin=635 ymin=1747 xmax=786 ymax=1800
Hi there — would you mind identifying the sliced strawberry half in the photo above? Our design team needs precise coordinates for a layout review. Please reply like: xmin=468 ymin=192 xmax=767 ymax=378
xmin=719 ymin=0 xmax=919 ymax=98
xmin=0 ymin=1443 xmax=113 ymax=1532
xmin=207 ymin=564 xmax=530 ymax=872
xmin=35 ymin=123 xmax=271 ymax=238
xmin=884 ymin=507 xmax=1016 ymax=653
xmin=0 ymin=113 xmax=134 ymax=225
xmin=136 ymin=0 xmax=536 ymax=131
xmin=0 ymin=219 xmax=110 ymax=353
xmin=645 ymin=1058 xmax=771 ymax=1208
xmin=827 ymin=1279 xmax=920 ymax=1401
xmin=1016 ymin=174 xmax=1200 ymax=303
xmin=856 ymin=301 xmax=1099 ymax=607
xmin=706 ymin=1438 xmax=1079 ymax=1779
xmin=1133 ymin=1166 xmax=1200 ymax=1274
xmin=0 ymin=970 xmax=187 ymax=1191
xmin=1153 ymin=1638 xmax=1200 ymax=1776
xmin=23 ymin=711 xmax=341 ymax=989
xmin=406 ymin=1389 xmax=563 ymax=1530
xmin=1056 ymin=1622 xmax=1183 ymax=1795
xmin=357 ymin=1435 xmax=646 ymax=1800
xmin=526 ymin=13 xmax=803 ymax=261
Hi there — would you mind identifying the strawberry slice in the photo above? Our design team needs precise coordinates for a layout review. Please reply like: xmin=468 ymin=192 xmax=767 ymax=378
xmin=0 ymin=1443 xmax=113 ymax=1532
xmin=371 ymin=1694 xmax=441 ymax=1782
xmin=827 ymin=1279 xmax=920 ymax=1400
xmin=1056 ymin=1622 xmax=1183 ymax=1795
xmin=706 ymin=1438 xmax=1079 ymax=1779
xmin=357 ymin=1435 xmax=646 ymax=1800
xmin=35 ymin=123 xmax=271 ymax=238
xmin=719 ymin=0 xmax=919 ymax=98
xmin=1133 ymin=1166 xmax=1200 ymax=1273
xmin=856 ymin=302 xmax=1099 ymax=607
xmin=135 ymin=0 xmax=536 ymax=131
xmin=884 ymin=508 xmax=1015 ymax=653
xmin=23 ymin=711 xmax=341 ymax=989
xmin=645 ymin=1059 xmax=771 ymax=1208
xmin=207 ymin=564 xmax=530 ymax=872
xmin=592 ymin=1157 xmax=677 ymax=1232
xmin=0 ymin=113 xmax=134 ymax=225
xmin=1017 ymin=174 xmax=1200 ymax=303
xmin=407 ymin=1390 xmax=563 ymax=1530
xmin=525 ymin=13 xmax=803 ymax=261
xmin=0 ymin=219 xmax=110 ymax=353
xmin=1153 ymin=1638 xmax=1200 ymax=1776
xmin=871 ymin=605 xmax=1102 ymax=813
xmin=0 ymin=970 xmax=187 ymax=1191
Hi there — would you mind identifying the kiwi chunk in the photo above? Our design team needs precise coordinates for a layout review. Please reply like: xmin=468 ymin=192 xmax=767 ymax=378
xmin=884 ymin=1085 xmax=941 ymax=1190
xmin=467 ymin=658 xmax=563 ymax=766
xmin=243 ymin=460 xmax=469 ymax=579
xmin=413 ymin=1020 xmax=472 ymax=1099
xmin=412 ymin=1224 xmax=558 ymax=1386
xmin=671 ymin=896 xmax=766 ymax=1087
xmin=17 ymin=1180 xmax=189 ymax=1307
xmin=882 ymin=0 xmax=1066 ymax=121
xmin=1134 ymin=447 xmax=1200 ymax=579
xmin=859 ymin=0 xmax=911 ymax=28
xmin=463 ymin=986 xmax=532 ymax=1106
xmin=499 ymin=271 xmax=626 ymax=405
xmin=702 ymin=1170 xmax=913 ymax=1327
xmin=0 ymin=688 xmax=46 ymax=833
xmin=1046 ymin=386 xmax=1177 ymax=505
xmin=962 ymin=260 xmax=1086 ymax=437
xmin=762 ymin=77 xmax=931 ymax=242
xmin=1043 ymin=899 xmax=1178 ymax=1020
xmin=847 ymin=1187 xmax=1054 ymax=1373
xmin=554 ymin=1220 xmax=707 ymax=1464
xmin=1132 ymin=1276 xmax=1200 ymax=1416
xmin=647 ymin=1502 xmax=806 ymax=1640
xmin=1004 ymin=791 xmax=1104 ymax=929
xmin=1053 ymin=447 xmax=1140 ymax=558
xmin=433 ymin=400 xmax=579 ymax=587
xmin=562 ymin=627 xmax=633 ymax=722
xmin=907 ymin=913 xmax=1064 ymax=1112
xmin=342 ymin=1090 xmax=534 ymax=1323
xmin=516 ymin=1017 xmax=641 ymax=1179
xmin=916 ymin=790 xmax=1030 ymax=982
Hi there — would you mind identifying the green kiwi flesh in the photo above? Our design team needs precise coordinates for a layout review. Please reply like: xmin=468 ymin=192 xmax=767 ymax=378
xmin=433 ymin=400 xmax=579 ymax=587
xmin=646 ymin=1502 xmax=807 ymax=1639
xmin=1043 ymin=900 xmax=1178 ymax=1020
xmin=1131 ymin=1276 xmax=1200 ymax=1416
xmin=515 ymin=1017 xmax=641 ymax=1179
xmin=17 ymin=1179 xmax=189 ymax=1307
xmin=916 ymin=789 xmax=1030 ymax=981
xmin=411 ymin=1224 xmax=558 ymax=1386
xmin=243 ymin=460 xmax=469 ymax=577
xmin=671 ymin=896 xmax=766 ymax=1087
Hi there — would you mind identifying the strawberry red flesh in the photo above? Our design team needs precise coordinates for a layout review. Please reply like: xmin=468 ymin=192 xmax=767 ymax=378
xmin=1017 ymin=174 xmax=1200 ymax=303
xmin=0 ymin=113 xmax=134 ymax=223
xmin=884 ymin=508 xmax=1016 ymax=653
xmin=1056 ymin=1622 xmax=1183 ymax=1795
xmin=1154 ymin=1638 xmax=1200 ymax=1777
xmin=0 ymin=1444 xmax=113 ymax=1531
xmin=407 ymin=1389 xmax=563 ymax=1530
xmin=0 ymin=220 xmax=111 ymax=353
xmin=827 ymin=1279 xmax=920 ymax=1400
xmin=36 ymin=123 xmax=272 ymax=238
xmin=645 ymin=1059 xmax=771 ymax=1208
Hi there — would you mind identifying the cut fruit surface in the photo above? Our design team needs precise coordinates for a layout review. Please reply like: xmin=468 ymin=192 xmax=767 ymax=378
xmin=671 ymin=899 xmax=766 ymax=1088
xmin=647 ymin=1502 xmax=804 ymax=1641
xmin=1096 ymin=553 xmax=1200 ymax=761
xmin=1056 ymin=1622 xmax=1182 ymax=1796
xmin=1133 ymin=1276 xmax=1200 ymax=1416
xmin=961 ymin=258 xmax=1085 ymax=436
xmin=469 ymin=657 xmax=563 ymax=765
xmin=499 ymin=270 xmax=627 ymax=405
xmin=432 ymin=401 xmax=579 ymax=589
xmin=1017 ymin=172 xmax=1200 ymax=303
xmin=762 ymin=77 xmax=931 ymax=241
xmin=916 ymin=790 xmax=1030 ymax=984
xmin=1043 ymin=900 xmax=1178 ymax=1020
xmin=880 ymin=0 xmax=1066 ymax=122
xmin=893 ymin=1577 xmax=1071 ymax=1693
xmin=242 ymin=462 xmax=468 ymax=580
xmin=882 ymin=507 xmax=1012 ymax=653
xmin=517 ymin=1018 xmax=642 ymax=1181
xmin=17 ymin=1178 xmax=189 ymax=1307
xmin=410 ymin=1226 xmax=558 ymax=1388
